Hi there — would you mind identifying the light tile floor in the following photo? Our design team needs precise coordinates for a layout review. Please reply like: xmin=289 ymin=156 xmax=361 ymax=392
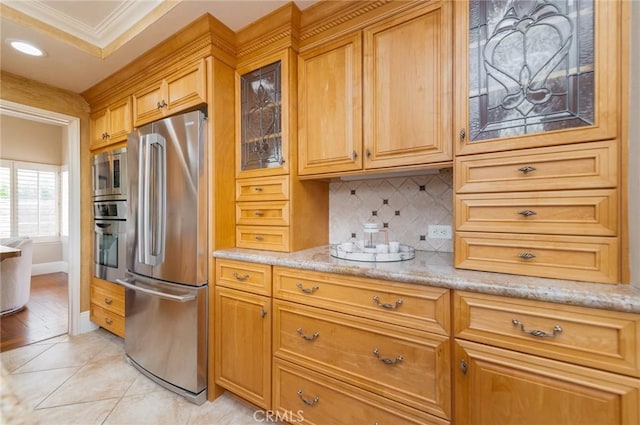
xmin=0 ymin=329 xmax=262 ymax=425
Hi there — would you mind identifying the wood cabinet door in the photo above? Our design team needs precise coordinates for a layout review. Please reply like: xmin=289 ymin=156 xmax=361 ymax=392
xmin=363 ymin=0 xmax=453 ymax=169
xmin=214 ymin=287 xmax=271 ymax=409
xmin=90 ymin=109 xmax=109 ymax=149
xmin=165 ymin=58 xmax=206 ymax=114
xmin=106 ymin=97 xmax=131 ymax=142
xmin=132 ymin=81 xmax=164 ymax=127
xmin=298 ymin=33 xmax=362 ymax=176
xmin=454 ymin=0 xmax=619 ymax=155
xmin=236 ymin=50 xmax=292 ymax=179
xmin=454 ymin=340 xmax=640 ymax=425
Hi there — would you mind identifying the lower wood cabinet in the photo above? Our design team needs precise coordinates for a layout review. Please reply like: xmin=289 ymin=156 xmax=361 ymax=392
xmin=214 ymin=286 xmax=271 ymax=409
xmin=454 ymin=340 xmax=640 ymax=425
xmin=90 ymin=277 xmax=125 ymax=338
xmin=454 ymin=291 xmax=640 ymax=425
xmin=272 ymin=266 xmax=451 ymax=423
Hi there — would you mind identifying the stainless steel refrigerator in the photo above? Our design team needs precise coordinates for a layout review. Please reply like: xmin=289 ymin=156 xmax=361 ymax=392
xmin=118 ymin=109 xmax=208 ymax=404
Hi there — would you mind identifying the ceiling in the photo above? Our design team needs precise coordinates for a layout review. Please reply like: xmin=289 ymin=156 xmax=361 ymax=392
xmin=0 ymin=0 xmax=319 ymax=94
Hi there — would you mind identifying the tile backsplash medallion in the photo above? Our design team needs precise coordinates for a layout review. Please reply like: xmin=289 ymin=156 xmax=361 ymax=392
xmin=329 ymin=168 xmax=453 ymax=252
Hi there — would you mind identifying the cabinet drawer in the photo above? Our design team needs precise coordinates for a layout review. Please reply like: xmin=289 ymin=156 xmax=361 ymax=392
xmin=90 ymin=304 xmax=125 ymax=338
xmin=455 ymin=232 xmax=619 ymax=284
xmin=273 ymin=267 xmax=450 ymax=335
xmin=273 ymin=300 xmax=451 ymax=419
xmin=454 ymin=291 xmax=640 ymax=377
xmin=456 ymin=189 xmax=618 ymax=236
xmin=455 ymin=142 xmax=617 ymax=193
xmin=236 ymin=226 xmax=290 ymax=252
xmin=273 ymin=358 xmax=448 ymax=425
xmin=91 ymin=278 xmax=125 ymax=315
xmin=236 ymin=176 xmax=289 ymax=202
xmin=236 ymin=201 xmax=290 ymax=226
xmin=215 ymin=259 xmax=272 ymax=296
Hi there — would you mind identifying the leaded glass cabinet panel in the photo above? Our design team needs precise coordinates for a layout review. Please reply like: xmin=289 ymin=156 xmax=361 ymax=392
xmin=454 ymin=0 xmax=619 ymax=155
xmin=239 ymin=61 xmax=283 ymax=172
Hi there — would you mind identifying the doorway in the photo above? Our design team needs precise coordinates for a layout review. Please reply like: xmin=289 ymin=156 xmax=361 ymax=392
xmin=0 ymin=99 xmax=82 ymax=343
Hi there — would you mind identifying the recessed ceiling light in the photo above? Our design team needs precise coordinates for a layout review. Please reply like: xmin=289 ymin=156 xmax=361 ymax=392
xmin=9 ymin=40 xmax=45 ymax=57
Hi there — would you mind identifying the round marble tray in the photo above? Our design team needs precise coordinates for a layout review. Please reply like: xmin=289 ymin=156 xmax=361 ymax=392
xmin=330 ymin=244 xmax=415 ymax=262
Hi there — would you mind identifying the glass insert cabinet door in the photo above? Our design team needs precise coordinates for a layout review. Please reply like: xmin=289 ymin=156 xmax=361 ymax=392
xmin=239 ymin=60 xmax=283 ymax=172
xmin=454 ymin=0 xmax=619 ymax=155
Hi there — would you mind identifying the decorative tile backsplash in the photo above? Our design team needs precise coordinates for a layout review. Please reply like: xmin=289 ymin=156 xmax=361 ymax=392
xmin=329 ymin=168 xmax=453 ymax=252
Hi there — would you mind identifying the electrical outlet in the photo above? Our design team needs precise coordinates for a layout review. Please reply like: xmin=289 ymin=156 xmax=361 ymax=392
xmin=428 ymin=225 xmax=452 ymax=239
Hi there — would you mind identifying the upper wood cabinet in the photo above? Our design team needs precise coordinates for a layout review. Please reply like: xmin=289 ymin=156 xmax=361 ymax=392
xmin=298 ymin=1 xmax=453 ymax=177
xmin=453 ymin=0 xmax=620 ymax=156
xmin=236 ymin=50 xmax=292 ymax=179
xmin=132 ymin=58 xmax=206 ymax=127
xmin=89 ymin=97 xmax=131 ymax=150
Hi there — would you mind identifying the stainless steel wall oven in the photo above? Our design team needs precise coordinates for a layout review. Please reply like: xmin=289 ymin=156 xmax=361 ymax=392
xmin=93 ymin=199 xmax=127 ymax=282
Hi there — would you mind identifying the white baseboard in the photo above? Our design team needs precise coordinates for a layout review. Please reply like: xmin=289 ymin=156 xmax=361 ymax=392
xmin=78 ymin=310 xmax=99 ymax=334
xmin=31 ymin=261 xmax=68 ymax=276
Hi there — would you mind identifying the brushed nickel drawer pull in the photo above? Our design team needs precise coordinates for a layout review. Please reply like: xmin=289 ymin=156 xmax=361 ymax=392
xmin=296 ymin=389 xmax=319 ymax=406
xmin=105 ymin=317 xmax=113 ymax=325
xmin=255 ymin=235 xmax=264 ymax=241
xmin=296 ymin=282 xmax=319 ymax=294
xmin=232 ymin=272 xmax=249 ymax=281
xmin=254 ymin=210 xmax=264 ymax=216
xmin=512 ymin=319 xmax=563 ymax=338
xmin=372 ymin=295 xmax=403 ymax=310
xmin=518 ymin=252 xmax=536 ymax=260
xmin=518 ymin=165 xmax=537 ymax=174
xmin=518 ymin=210 xmax=537 ymax=217
xmin=296 ymin=327 xmax=319 ymax=341
xmin=104 ymin=298 xmax=113 ymax=305
xmin=373 ymin=348 xmax=403 ymax=365
xmin=459 ymin=128 xmax=466 ymax=142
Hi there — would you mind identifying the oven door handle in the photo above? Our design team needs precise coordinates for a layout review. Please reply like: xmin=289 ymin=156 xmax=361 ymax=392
xmin=116 ymin=278 xmax=195 ymax=303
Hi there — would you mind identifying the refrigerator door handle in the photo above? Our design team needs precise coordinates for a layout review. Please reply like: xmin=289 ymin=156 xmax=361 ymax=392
xmin=141 ymin=133 xmax=166 ymax=266
xmin=116 ymin=278 xmax=196 ymax=303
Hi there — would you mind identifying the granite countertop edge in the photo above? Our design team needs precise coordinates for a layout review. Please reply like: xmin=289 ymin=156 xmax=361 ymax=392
xmin=213 ymin=246 xmax=640 ymax=314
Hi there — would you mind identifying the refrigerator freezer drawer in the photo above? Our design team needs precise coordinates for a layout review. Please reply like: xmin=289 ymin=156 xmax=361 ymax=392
xmin=121 ymin=273 xmax=207 ymax=399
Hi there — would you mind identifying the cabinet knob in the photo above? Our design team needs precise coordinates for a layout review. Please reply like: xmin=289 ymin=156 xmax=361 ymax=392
xmin=105 ymin=317 xmax=113 ymax=325
xmin=459 ymin=128 xmax=466 ymax=142
xmin=104 ymin=298 xmax=113 ymax=305
xmin=366 ymin=148 xmax=371 ymax=158
xmin=254 ymin=187 xmax=263 ymax=192
xmin=518 ymin=210 xmax=537 ymax=217
xmin=254 ymin=210 xmax=264 ymax=216
xmin=260 ymin=309 xmax=267 ymax=319
xmin=352 ymin=150 xmax=358 ymax=160
xmin=460 ymin=359 xmax=468 ymax=375
xmin=255 ymin=235 xmax=264 ymax=241
xmin=518 ymin=165 xmax=537 ymax=174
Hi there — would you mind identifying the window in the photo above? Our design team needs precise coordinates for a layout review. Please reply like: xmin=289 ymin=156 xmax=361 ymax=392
xmin=0 ymin=160 xmax=60 ymax=242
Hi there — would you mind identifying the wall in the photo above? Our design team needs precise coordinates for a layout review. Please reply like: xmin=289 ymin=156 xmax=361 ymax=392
xmin=330 ymin=169 xmax=453 ymax=252
xmin=0 ymin=71 xmax=91 ymax=311
xmin=0 ymin=115 xmax=62 ymax=164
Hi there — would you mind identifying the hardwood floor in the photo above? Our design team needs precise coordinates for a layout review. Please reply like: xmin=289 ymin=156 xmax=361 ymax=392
xmin=1 ymin=272 xmax=68 ymax=352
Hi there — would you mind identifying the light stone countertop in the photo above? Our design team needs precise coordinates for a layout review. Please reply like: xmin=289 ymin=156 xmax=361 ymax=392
xmin=213 ymin=246 xmax=640 ymax=314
